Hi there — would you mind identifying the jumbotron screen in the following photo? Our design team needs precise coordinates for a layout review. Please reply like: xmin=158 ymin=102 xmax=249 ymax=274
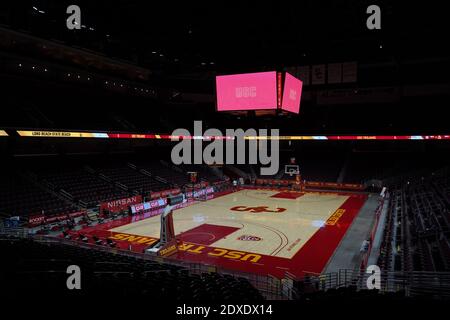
xmin=281 ymin=72 xmax=303 ymax=114
xmin=215 ymin=71 xmax=278 ymax=111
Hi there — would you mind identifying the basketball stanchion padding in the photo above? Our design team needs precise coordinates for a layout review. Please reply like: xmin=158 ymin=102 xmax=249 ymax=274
xmin=145 ymin=194 xmax=184 ymax=257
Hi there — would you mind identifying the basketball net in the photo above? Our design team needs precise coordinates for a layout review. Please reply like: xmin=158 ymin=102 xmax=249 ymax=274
xmin=285 ymin=164 xmax=304 ymax=191
xmin=186 ymin=172 xmax=207 ymax=201
xmin=188 ymin=171 xmax=198 ymax=184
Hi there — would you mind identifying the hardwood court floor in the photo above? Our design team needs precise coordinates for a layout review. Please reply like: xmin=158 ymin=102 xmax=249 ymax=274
xmin=79 ymin=189 xmax=368 ymax=278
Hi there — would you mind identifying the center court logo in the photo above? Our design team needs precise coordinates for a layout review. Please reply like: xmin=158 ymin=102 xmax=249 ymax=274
xmin=171 ymin=121 xmax=279 ymax=175
xmin=237 ymin=235 xmax=262 ymax=241
xmin=230 ymin=206 xmax=286 ymax=213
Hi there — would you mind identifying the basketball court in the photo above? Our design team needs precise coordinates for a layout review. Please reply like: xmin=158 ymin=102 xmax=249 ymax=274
xmin=80 ymin=189 xmax=368 ymax=278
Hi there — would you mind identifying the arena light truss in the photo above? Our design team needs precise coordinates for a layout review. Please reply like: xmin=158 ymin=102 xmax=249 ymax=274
xmin=13 ymin=130 xmax=450 ymax=140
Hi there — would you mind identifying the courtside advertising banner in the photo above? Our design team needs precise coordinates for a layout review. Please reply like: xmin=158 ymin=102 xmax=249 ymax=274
xmin=100 ymin=195 xmax=142 ymax=213
xmin=130 ymin=198 xmax=168 ymax=215
xmin=28 ymin=211 xmax=85 ymax=227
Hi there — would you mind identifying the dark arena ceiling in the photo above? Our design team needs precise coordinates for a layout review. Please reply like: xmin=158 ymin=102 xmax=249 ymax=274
xmin=0 ymin=1 xmax=449 ymax=134
xmin=3 ymin=0 xmax=449 ymax=73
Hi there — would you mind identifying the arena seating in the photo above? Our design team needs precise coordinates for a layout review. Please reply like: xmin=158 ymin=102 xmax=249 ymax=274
xmin=0 ymin=170 xmax=78 ymax=218
xmin=239 ymin=152 xmax=345 ymax=182
xmin=377 ymin=170 xmax=450 ymax=272
xmin=0 ymin=236 xmax=264 ymax=299
xmin=340 ymin=152 xmax=392 ymax=183
xmin=292 ymin=284 xmax=406 ymax=302
xmin=93 ymin=163 xmax=169 ymax=194
xmin=135 ymin=160 xmax=189 ymax=186
xmin=40 ymin=168 xmax=129 ymax=208
xmin=0 ymin=154 xmax=230 ymax=219
xmin=343 ymin=149 xmax=450 ymax=184
xmin=297 ymin=152 xmax=345 ymax=182
xmin=180 ymin=164 xmax=223 ymax=183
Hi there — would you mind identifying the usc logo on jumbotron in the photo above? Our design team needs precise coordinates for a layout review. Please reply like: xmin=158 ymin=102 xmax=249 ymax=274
xmin=230 ymin=206 xmax=286 ymax=213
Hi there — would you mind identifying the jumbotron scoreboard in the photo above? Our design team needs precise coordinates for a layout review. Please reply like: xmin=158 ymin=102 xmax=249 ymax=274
xmin=215 ymin=71 xmax=303 ymax=114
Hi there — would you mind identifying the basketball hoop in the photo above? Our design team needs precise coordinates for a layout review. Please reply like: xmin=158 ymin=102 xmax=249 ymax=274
xmin=284 ymin=165 xmax=299 ymax=177
xmin=187 ymin=171 xmax=198 ymax=184
xmin=285 ymin=164 xmax=304 ymax=191
xmin=185 ymin=172 xmax=208 ymax=202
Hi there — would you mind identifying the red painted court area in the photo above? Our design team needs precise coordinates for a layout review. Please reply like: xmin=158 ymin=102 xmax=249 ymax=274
xmin=70 ymin=189 xmax=368 ymax=279
xmin=270 ymin=191 xmax=305 ymax=199
xmin=178 ymin=224 xmax=240 ymax=246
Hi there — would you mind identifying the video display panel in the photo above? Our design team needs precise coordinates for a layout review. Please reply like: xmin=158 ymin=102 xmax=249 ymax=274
xmin=281 ymin=72 xmax=303 ymax=114
xmin=216 ymin=71 xmax=278 ymax=111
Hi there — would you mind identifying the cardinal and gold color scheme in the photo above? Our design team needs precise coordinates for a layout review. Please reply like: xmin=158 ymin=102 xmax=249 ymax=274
xmin=78 ymin=189 xmax=367 ymax=277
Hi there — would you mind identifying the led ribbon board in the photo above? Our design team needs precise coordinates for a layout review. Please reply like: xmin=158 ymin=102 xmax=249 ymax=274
xmin=14 ymin=131 xmax=450 ymax=140
xmin=17 ymin=130 xmax=109 ymax=138
xmin=245 ymin=135 xmax=450 ymax=140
